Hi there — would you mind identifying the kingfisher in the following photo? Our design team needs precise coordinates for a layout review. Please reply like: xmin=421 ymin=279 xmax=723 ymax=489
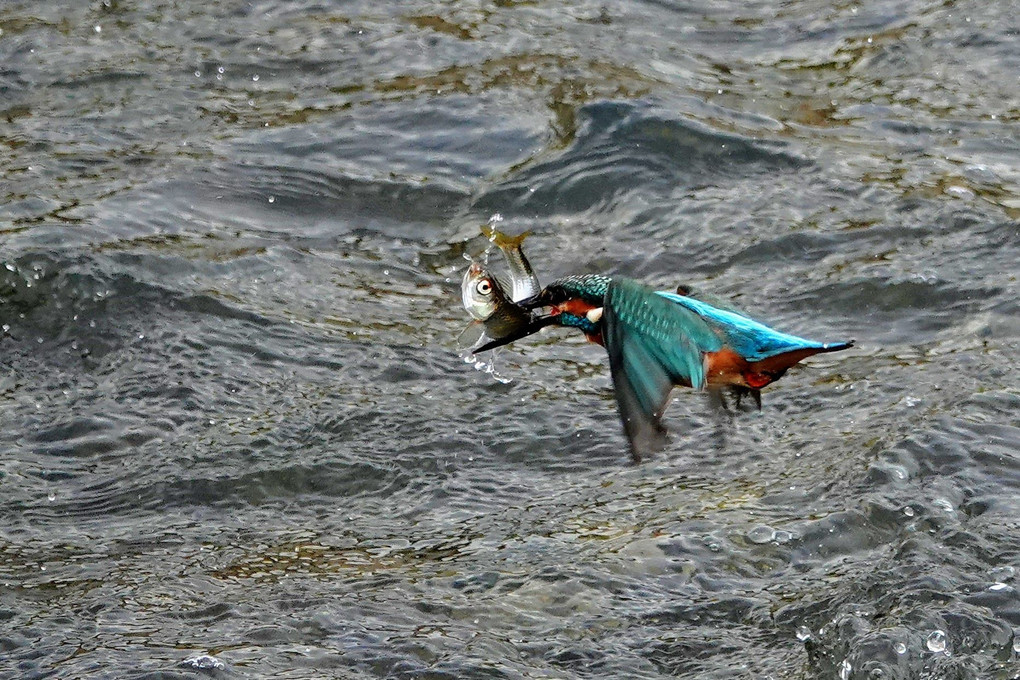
xmin=474 ymin=273 xmax=853 ymax=460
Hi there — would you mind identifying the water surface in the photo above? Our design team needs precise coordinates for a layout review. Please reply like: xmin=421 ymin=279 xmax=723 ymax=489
xmin=2 ymin=1 xmax=1019 ymax=678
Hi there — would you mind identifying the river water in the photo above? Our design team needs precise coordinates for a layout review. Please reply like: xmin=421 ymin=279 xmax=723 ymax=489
xmin=2 ymin=1 xmax=1019 ymax=678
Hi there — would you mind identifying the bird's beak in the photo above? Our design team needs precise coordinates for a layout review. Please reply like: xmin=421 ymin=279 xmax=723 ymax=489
xmin=515 ymin=294 xmax=545 ymax=310
xmin=471 ymin=313 xmax=558 ymax=353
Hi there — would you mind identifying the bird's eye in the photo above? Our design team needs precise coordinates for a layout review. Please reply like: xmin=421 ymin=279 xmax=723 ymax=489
xmin=476 ymin=280 xmax=492 ymax=295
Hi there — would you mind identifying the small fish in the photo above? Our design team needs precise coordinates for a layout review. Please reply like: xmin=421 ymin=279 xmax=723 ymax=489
xmin=461 ymin=262 xmax=533 ymax=339
xmin=481 ymin=226 xmax=541 ymax=303
xmin=461 ymin=261 xmax=557 ymax=351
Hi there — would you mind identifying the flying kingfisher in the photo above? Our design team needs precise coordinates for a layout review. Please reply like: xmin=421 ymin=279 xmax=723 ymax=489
xmin=473 ymin=272 xmax=854 ymax=460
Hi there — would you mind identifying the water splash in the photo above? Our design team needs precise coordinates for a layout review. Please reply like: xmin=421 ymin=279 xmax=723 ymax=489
xmin=478 ymin=213 xmax=506 ymax=262
xmin=747 ymin=525 xmax=776 ymax=544
xmin=181 ymin=655 xmax=225 ymax=670
xmin=463 ymin=352 xmax=513 ymax=384
xmin=926 ymin=630 xmax=947 ymax=654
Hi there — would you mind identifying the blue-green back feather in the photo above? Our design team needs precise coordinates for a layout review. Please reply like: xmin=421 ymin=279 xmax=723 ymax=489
xmin=535 ymin=274 xmax=610 ymax=307
xmin=655 ymin=291 xmax=847 ymax=362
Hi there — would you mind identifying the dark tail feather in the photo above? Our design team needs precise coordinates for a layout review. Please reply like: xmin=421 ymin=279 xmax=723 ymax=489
xmin=818 ymin=340 xmax=855 ymax=353
xmin=752 ymin=339 xmax=854 ymax=376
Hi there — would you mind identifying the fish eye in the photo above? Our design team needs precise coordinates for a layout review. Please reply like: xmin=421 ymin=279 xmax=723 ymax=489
xmin=476 ymin=280 xmax=492 ymax=295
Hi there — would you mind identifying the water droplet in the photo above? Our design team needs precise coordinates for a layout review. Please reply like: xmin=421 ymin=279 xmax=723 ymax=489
xmin=194 ymin=70 xmax=201 ymax=77
xmin=894 ymin=641 xmax=906 ymax=654
xmin=839 ymin=658 xmax=852 ymax=680
xmin=747 ymin=525 xmax=776 ymax=544
xmin=217 ymin=66 xmax=225 ymax=74
xmin=989 ymin=582 xmax=1009 ymax=591
xmin=990 ymin=565 xmax=1015 ymax=580
xmin=94 ymin=25 xmax=102 ymax=33
xmin=903 ymin=506 xmax=915 ymax=517
xmin=4 ymin=263 xmax=15 ymax=272
xmin=1012 ymin=635 xmax=1020 ymax=653
xmin=796 ymin=626 xmax=812 ymax=641
xmin=47 ymin=491 xmax=56 ymax=502
xmin=268 ymin=196 xmax=275 ymax=203
xmin=926 ymin=630 xmax=947 ymax=653
xmin=182 ymin=655 xmax=225 ymax=671
xmin=252 ymin=74 xmax=260 ymax=81
xmin=945 ymin=185 xmax=975 ymax=200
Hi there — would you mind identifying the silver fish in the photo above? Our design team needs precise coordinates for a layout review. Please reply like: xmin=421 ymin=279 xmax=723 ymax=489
xmin=481 ymin=226 xmax=541 ymax=303
xmin=461 ymin=261 xmax=533 ymax=341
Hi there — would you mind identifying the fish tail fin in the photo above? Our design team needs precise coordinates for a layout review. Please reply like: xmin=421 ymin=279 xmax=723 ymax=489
xmin=481 ymin=224 xmax=531 ymax=249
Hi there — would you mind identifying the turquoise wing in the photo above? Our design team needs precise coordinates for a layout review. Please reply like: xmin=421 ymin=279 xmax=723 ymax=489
xmin=674 ymin=283 xmax=751 ymax=318
xmin=655 ymin=291 xmax=849 ymax=361
xmin=604 ymin=278 xmax=723 ymax=458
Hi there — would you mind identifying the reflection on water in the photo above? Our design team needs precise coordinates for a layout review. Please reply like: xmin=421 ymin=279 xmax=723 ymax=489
xmin=1 ymin=0 xmax=1019 ymax=678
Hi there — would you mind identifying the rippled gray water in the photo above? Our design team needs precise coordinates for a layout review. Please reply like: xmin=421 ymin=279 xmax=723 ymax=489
xmin=2 ymin=1 xmax=1019 ymax=678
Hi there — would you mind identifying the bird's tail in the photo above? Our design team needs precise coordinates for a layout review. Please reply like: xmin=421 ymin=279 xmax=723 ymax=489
xmin=749 ymin=339 xmax=854 ymax=378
